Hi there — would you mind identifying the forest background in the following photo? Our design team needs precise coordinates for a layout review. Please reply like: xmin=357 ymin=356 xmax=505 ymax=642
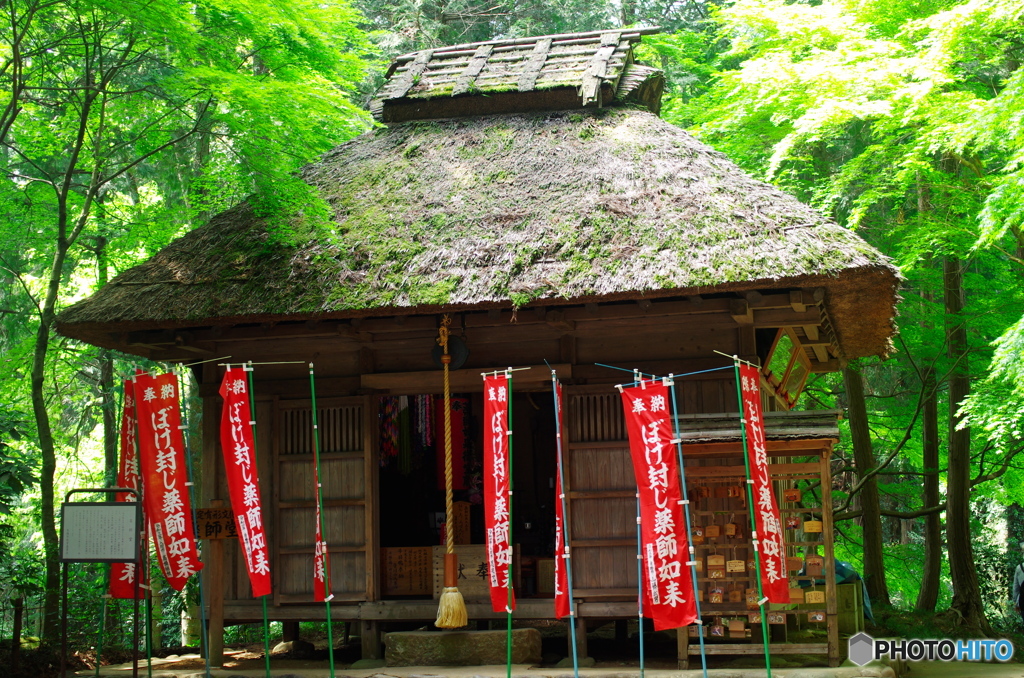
xmin=2 ymin=0 xmax=1024 ymax=659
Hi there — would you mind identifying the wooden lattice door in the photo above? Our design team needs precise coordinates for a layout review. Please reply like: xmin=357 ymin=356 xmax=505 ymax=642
xmin=562 ymin=386 xmax=638 ymax=598
xmin=273 ymin=396 xmax=376 ymax=603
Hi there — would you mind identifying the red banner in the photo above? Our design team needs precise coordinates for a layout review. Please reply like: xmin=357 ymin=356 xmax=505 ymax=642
xmin=110 ymin=379 xmax=146 ymax=599
xmin=483 ymin=374 xmax=515 ymax=613
xmin=313 ymin=475 xmax=331 ymax=602
xmin=739 ymin=364 xmax=790 ymax=603
xmin=553 ymin=381 xmax=570 ymax=619
xmin=620 ymin=381 xmax=697 ymax=631
xmin=219 ymin=368 xmax=271 ymax=597
xmin=134 ymin=372 xmax=203 ymax=591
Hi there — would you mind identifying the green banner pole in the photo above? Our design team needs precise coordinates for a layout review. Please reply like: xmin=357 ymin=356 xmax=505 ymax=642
xmin=506 ymin=370 xmax=515 ymax=678
xmin=548 ymin=369 xmax=579 ymax=678
xmin=730 ymin=359 xmax=773 ymax=677
xmin=666 ymin=374 xmax=709 ymax=678
xmin=243 ymin=363 xmax=274 ymax=678
xmin=309 ymin=363 xmax=336 ymax=678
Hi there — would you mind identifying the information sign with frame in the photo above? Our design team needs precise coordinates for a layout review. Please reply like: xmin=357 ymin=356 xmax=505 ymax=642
xmin=60 ymin=501 xmax=141 ymax=563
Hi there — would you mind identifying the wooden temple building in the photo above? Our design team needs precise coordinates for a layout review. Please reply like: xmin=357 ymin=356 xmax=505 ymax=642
xmin=56 ymin=30 xmax=899 ymax=668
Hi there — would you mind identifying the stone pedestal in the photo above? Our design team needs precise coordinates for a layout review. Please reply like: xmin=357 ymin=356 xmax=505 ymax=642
xmin=385 ymin=628 xmax=542 ymax=667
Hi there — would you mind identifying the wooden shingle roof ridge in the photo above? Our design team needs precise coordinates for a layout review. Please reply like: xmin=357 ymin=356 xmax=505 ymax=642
xmin=371 ymin=27 xmax=665 ymax=120
xmin=55 ymin=107 xmax=900 ymax=360
xmin=387 ymin=27 xmax=662 ymax=70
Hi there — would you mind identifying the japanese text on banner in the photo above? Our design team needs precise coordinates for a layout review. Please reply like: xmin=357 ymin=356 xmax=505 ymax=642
xmin=110 ymin=379 xmax=146 ymax=599
xmin=620 ymin=381 xmax=697 ymax=631
xmin=134 ymin=373 xmax=203 ymax=591
xmin=313 ymin=482 xmax=331 ymax=602
xmin=219 ymin=368 xmax=271 ymax=597
xmin=483 ymin=374 xmax=515 ymax=613
xmin=553 ymin=381 xmax=570 ymax=620
xmin=739 ymin=363 xmax=790 ymax=603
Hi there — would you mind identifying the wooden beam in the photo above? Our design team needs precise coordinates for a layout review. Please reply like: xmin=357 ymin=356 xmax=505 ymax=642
xmin=809 ymin=358 xmax=842 ymax=373
xmin=359 ymin=363 xmax=571 ymax=394
xmin=790 ymin=289 xmax=806 ymax=313
xmin=730 ymin=298 xmax=753 ymax=325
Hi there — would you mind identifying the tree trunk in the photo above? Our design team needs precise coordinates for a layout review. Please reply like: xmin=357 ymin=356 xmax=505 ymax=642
xmin=944 ymin=256 xmax=990 ymax=633
xmin=95 ymin=236 xmax=117 ymax=483
xmin=843 ymin=364 xmax=891 ymax=606
xmin=34 ymin=243 xmax=69 ymax=641
xmin=915 ymin=365 xmax=942 ymax=611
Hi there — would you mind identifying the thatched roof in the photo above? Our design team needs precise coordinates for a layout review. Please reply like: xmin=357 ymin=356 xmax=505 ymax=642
xmin=372 ymin=29 xmax=665 ymax=121
xmin=57 ymin=105 xmax=899 ymax=359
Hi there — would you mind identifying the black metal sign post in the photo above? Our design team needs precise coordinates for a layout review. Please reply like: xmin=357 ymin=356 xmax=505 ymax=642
xmin=60 ymin=488 xmax=142 ymax=678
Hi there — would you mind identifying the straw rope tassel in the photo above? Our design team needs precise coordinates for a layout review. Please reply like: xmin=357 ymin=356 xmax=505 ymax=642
xmin=435 ymin=315 xmax=468 ymax=628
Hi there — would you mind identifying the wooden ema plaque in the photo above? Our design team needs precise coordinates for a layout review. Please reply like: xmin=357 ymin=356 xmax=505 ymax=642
xmin=709 ymin=587 xmax=724 ymax=604
xmin=689 ymin=624 xmax=707 ymax=637
xmin=692 ymin=525 xmax=705 ymax=544
xmin=786 ymin=516 xmax=801 ymax=529
xmin=728 ymin=589 xmax=743 ymax=603
xmin=806 ymin=555 xmax=825 ymax=577
xmin=783 ymin=488 xmax=802 ymax=502
xmin=727 ymin=559 xmax=746 ymax=573
xmin=748 ymin=612 xmax=762 ymax=624
xmin=705 ymin=524 xmax=721 ymax=538
xmin=767 ymin=611 xmax=786 ymax=625
xmin=708 ymin=553 xmax=725 ymax=579
xmin=806 ymin=589 xmax=826 ymax=604
xmin=808 ymin=611 xmax=826 ymax=623
xmin=787 ymin=556 xmax=804 ymax=572
xmin=789 ymin=586 xmax=805 ymax=603
xmin=724 ymin=522 xmax=737 ymax=537
xmin=746 ymin=588 xmax=759 ymax=610
xmin=382 ymin=547 xmax=432 ymax=596
xmin=728 ymin=619 xmax=746 ymax=638
xmin=804 ymin=519 xmax=823 ymax=533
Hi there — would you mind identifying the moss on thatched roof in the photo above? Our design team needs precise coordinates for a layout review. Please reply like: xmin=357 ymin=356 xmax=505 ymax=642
xmin=56 ymin=107 xmax=899 ymax=359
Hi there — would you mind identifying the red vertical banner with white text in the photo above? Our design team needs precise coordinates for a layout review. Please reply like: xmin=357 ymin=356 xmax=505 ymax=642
xmin=483 ymin=374 xmax=515 ymax=613
xmin=109 ymin=379 xmax=146 ymax=599
xmin=134 ymin=372 xmax=203 ymax=591
xmin=219 ymin=368 xmax=272 ymax=598
xmin=553 ymin=381 xmax=570 ymax=619
xmin=312 ymin=470 xmax=331 ymax=601
xmin=620 ymin=381 xmax=697 ymax=631
xmin=739 ymin=364 xmax=790 ymax=603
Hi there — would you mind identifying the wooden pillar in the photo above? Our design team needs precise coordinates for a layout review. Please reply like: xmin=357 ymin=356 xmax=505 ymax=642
xmin=207 ymin=500 xmax=226 ymax=667
xmin=676 ymin=627 xmax=690 ymax=670
xmin=820 ymin=447 xmax=839 ymax=667
xmin=282 ymin=621 xmax=300 ymax=642
xmin=360 ymin=620 xmax=381 ymax=660
xmin=572 ymin=617 xmax=588 ymax=660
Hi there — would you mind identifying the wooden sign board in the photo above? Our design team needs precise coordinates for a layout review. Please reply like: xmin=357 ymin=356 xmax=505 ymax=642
xmin=432 ymin=544 xmax=519 ymax=600
xmin=196 ymin=508 xmax=237 ymax=540
xmin=382 ymin=547 xmax=433 ymax=596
